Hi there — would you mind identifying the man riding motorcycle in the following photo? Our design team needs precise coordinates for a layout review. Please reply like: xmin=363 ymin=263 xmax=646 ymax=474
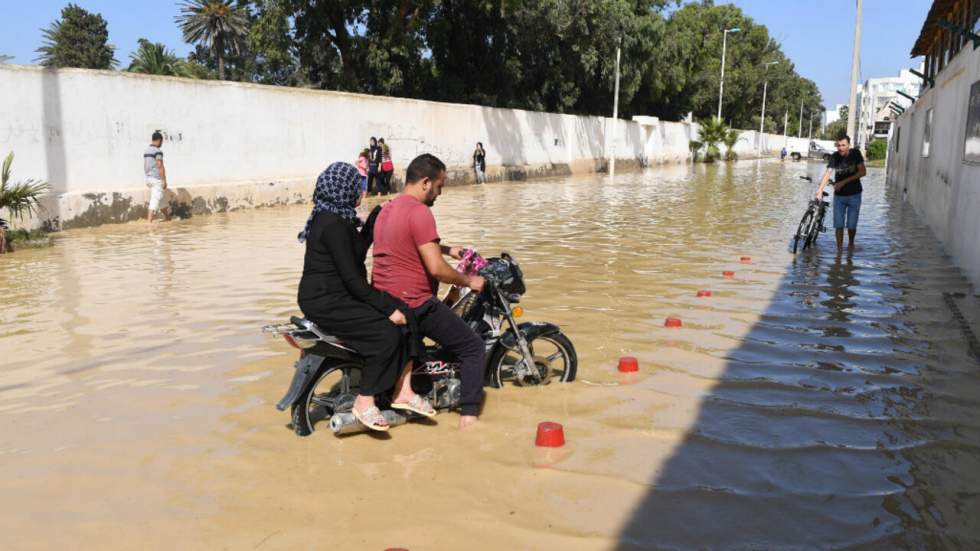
xmin=372 ymin=154 xmax=486 ymax=429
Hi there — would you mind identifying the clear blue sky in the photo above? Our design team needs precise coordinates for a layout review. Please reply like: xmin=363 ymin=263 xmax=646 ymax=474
xmin=1 ymin=0 xmax=931 ymax=110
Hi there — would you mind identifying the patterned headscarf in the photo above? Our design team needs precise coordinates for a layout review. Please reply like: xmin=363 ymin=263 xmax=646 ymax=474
xmin=297 ymin=162 xmax=362 ymax=243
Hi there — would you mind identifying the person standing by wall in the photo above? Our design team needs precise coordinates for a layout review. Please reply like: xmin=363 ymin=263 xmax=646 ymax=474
xmin=379 ymin=138 xmax=394 ymax=195
xmin=473 ymin=142 xmax=487 ymax=184
xmin=144 ymin=131 xmax=170 ymax=222
xmin=367 ymin=137 xmax=382 ymax=196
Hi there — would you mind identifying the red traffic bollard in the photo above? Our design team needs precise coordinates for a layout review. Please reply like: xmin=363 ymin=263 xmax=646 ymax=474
xmin=697 ymin=290 xmax=712 ymax=297
xmin=664 ymin=317 xmax=683 ymax=328
xmin=535 ymin=422 xmax=566 ymax=448
xmin=723 ymin=271 xmax=735 ymax=278
xmin=740 ymin=256 xmax=751 ymax=263
xmin=618 ymin=356 xmax=639 ymax=372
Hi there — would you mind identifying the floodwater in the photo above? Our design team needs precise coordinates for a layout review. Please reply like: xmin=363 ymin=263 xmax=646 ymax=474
xmin=2 ymin=161 xmax=979 ymax=550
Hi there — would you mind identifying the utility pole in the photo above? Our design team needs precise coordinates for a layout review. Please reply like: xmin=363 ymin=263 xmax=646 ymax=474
xmin=783 ymin=111 xmax=788 ymax=146
xmin=808 ymin=115 xmax=813 ymax=140
xmin=609 ymin=39 xmax=621 ymax=178
xmin=717 ymin=27 xmax=741 ymax=121
xmin=846 ymin=0 xmax=863 ymax=141
xmin=798 ymin=96 xmax=805 ymax=137
xmin=759 ymin=61 xmax=778 ymax=153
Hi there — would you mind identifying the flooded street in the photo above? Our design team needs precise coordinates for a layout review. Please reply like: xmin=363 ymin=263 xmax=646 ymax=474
xmin=2 ymin=161 xmax=979 ymax=550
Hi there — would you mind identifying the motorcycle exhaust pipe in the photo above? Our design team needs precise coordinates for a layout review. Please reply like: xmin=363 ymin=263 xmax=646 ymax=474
xmin=329 ymin=410 xmax=408 ymax=435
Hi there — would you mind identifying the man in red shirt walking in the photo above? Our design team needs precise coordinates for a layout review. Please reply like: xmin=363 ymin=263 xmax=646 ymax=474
xmin=372 ymin=154 xmax=486 ymax=429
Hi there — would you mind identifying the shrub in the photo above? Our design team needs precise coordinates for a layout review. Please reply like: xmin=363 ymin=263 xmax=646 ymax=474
xmin=866 ymin=139 xmax=887 ymax=161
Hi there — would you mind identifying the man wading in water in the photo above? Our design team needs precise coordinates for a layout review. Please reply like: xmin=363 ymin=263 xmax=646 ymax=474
xmin=372 ymin=154 xmax=486 ymax=430
xmin=144 ymin=131 xmax=170 ymax=222
xmin=816 ymin=135 xmax=866 ymax=250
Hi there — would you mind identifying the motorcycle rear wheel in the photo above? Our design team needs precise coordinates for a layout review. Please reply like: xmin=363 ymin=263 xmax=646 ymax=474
xmin=291 ymin=366 xmax=358 ymax=436
xmin=487 ymin=331 xmax=577 ymax=389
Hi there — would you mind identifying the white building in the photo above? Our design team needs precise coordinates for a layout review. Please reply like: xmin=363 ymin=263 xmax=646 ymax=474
xmin=854 ymin=65 xmax=923 ymax=148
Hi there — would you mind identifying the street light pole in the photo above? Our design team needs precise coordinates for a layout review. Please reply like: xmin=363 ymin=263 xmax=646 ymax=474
xmin=783 ymin=111 xmax=788 ymax=146
xmin=846 ymin=0 xmax=863 ymax=141
xmin=758 ymin=61 xmax=778 ymax=153
xmin=609 ymin=39 xmax=621 ymax=178
xmin=717 ymin=27 xmax=740 ymax=121
xmin=798 ymin=96 xmax=805 ymax=137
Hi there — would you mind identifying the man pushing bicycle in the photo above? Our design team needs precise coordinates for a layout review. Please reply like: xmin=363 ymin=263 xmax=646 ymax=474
xmin=815 ymin=135 xmax=867 ymax=250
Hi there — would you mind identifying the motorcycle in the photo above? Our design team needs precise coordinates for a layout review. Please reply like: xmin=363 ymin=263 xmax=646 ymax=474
xmin=263 ymin=251 xmax=577 ymax=436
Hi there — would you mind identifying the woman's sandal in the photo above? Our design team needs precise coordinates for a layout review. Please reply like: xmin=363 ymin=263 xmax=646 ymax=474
xmin=391 ymin=394 xmax=437 ymax=418
xmin=352 ymin=406 xmax=389 ymax=431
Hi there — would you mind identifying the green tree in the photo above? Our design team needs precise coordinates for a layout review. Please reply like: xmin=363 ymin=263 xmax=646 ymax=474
xmin=247 ymin=0 xmax=302 ymax=85
xmin=0 ymin=152 xmax=50 ymax=229
xmin=866 ymin=139 xmax=886 ymax=161
xmin=698 ymin=117 xmax=729 ymax=162
xmin=36 ymin=4 xmax=116 ymax=69
xmin=820 ymin=105 xmax=848 ymax=140
xmin=128 ymin=38 xmax=211 ymax=79
xmin=723 ymin=128 xmax=741 ymax=160
xmin=128 ymin=39 xmax=180 ymax=75
xmin=176 ymin=0 xmax=249 ymax=80
xmin=0 ymin=54 xmax=13 ymax=63
xmin=632 ymin=0 xmax=821 ymax=128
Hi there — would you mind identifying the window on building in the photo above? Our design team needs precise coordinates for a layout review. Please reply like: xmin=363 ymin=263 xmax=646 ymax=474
xmin=922 ymin=108 xmax=933 ymax=157
xmin=895 ymin=126 xmax=901 ymax=152
xmin=973 ymin=0 xmax=980 ymax=32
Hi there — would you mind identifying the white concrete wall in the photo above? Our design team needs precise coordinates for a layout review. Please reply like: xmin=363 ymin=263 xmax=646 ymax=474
xmin=0 ymin=64 xmax=804 ymax=229
xmin=886 ymin=44 xmax=980 ymax=289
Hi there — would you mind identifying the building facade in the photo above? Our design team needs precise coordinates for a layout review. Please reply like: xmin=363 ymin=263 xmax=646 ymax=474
xmin=854 ymin=68 xmax=922 ymax=148
xmin=886 ymin=0 xmax=980 ymax=288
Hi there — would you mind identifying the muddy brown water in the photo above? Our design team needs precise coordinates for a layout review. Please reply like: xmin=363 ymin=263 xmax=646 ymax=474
xmin=2 ymin=162 xmax=979 ymax=550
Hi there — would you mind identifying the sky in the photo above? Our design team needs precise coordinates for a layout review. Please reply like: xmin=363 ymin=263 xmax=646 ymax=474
xmin=0 ymin=0 xmax=933 ymax=111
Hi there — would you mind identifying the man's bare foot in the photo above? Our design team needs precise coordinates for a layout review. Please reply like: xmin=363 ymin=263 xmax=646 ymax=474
xmin=458 ymin=415 xmax=479 ymax=430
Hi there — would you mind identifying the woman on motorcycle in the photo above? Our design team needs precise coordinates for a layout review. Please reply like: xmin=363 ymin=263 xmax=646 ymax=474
xmin=297 ymin=162 xmax=434 ymax=431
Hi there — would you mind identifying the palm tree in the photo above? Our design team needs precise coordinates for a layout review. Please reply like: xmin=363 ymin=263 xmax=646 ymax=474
xmin=128 ymin=39 xmax=179 ymax=75
xmin=1 ymin=152 xmax=50 ymax=253
xmin=175 ymin=0 xmax=248 ymax=80
xmin=698 ymin=117 xmax=729 ymax=163
xmin=0 ymin=54 xmax=13 ymax=63
xmin=723 ymin=129 xmax=742 ymax=161
xmin=688 ymin=140 xmax=703 ymax=163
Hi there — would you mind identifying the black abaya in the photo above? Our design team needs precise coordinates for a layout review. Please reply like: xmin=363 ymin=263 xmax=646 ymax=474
xmin=297 ymin=208 xmax=406 ymax=396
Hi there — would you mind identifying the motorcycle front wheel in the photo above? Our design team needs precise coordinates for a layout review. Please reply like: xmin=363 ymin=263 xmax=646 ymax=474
xmin=487 ymin=331 xmax=577 ymax=389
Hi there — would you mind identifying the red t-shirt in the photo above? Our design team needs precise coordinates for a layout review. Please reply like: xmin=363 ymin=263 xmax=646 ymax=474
xmin=372 ymin=194 xmax=440 ymax=308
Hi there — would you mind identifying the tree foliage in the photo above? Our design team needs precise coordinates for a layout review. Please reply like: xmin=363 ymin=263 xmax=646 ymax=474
xmin=271 ymin=0 xmax=822 ymax=126
xmin=31 ymin=0 xmax=824 ymax=131
xmin=128 ymin=39 xmax=210 ymax=79
xmin=0 ymin=152 xmax=50 ymax=228
xmin=176 ymin=0 xmax=249 ymax=80
xmin=820 ymin=105 xmax=849 ymax=141
xmin=36 ymin=4 xmax=116 ymax=69
xmin=698 ymin=117 xmax=729 ymax=162
xmin=866 ymin=139 xmax=887 ymax=161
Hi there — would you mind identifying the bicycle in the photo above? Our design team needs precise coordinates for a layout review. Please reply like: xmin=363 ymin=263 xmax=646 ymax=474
xmin=792 ymin=175 xmax=830 ymax=254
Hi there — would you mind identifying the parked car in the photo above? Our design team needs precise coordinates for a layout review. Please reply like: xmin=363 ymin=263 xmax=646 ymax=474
xmin=808 ymin=140 xmax=835 ymax=162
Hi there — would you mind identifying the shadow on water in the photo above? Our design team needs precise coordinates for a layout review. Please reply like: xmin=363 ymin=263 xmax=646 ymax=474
xmin=41 ymin=68 xmax=66 ymax=228
xmin=614 ymin=192 xmax=980 ymax=549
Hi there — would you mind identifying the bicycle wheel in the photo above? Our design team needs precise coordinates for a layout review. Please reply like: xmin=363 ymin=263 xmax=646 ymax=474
xmin=808 ymin=208 xmax=826 ymax=247
xmin=793 ymin=210 xmax=813 ymax=254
